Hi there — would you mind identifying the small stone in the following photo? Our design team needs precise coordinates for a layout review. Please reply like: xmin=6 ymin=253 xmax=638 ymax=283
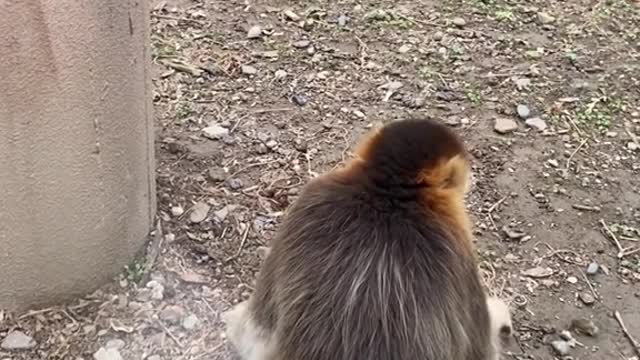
xmin=398 ymin=44 xmax=411 ymax=53
xmin=517 ymin=104 xmax=531 ymax=119
xmin=1 ymin=331 xmax=36 ymax=350
xmin=291 ymin=94 xmax=308 ymax=106
xmin=241 ymin=65 xmax=258 ymax=75
xmin=105 ymin=339 xmax=125 ymax=350
xmin=571 ymin=318 xmax=599 ymax=337
xmin=494 ymin=118 xmax=518 ymax=134
xmin=147 ymin=280 xmax=165 ymax=301
xmin=579 ymin=292 xmax=596 ymax=305
xmin=559 ymin=330 xmax=573 ymax=341
xmin=226 ymin=178 xmax=244 ymax=190
xmin=605 ymin=131 xmax=618 ymax=137
xmin=522 ymin=266 xmax=554 ymax=278
xmin=547 ymin=159 xmax=559 ymax=168
xmin=283 ymin=9 xmax=301 ymax=21
xmin=628 ymin=142 xmax=639 ymax=151
xmin=380 ymin=81 xmax=404 ymax=91
xmin=257 ymin=246 xmax=271 ymax=259
xmin=274 ymin=70 xmax=287 ymax=79
xmin=189 ymin=201 xmax=210 ymax=223
xmin=202 ymin=124 xmax=229 ymax=139
xmin=514 ymin=78 xmax=531 ymax=90
xmin=586 ymin=262 xmax=599 ymax=276
xmin=247 ymin=25 xmax=262 ymax=39
xmin=452 ymin=17 xmax=467 ymax=27
xmin=170 ymin=206 xmax=184 ymax=217
xmin=537 ymin=12 xmax=556 ymax=25
xmin=208 ymin=168 xmax=226 ymax=182
xmin=433 ymin=31 xmax=445 ymax=41
xmin=292 ymin=40 xmax=311 ymax=48
xmin=160 ymin=305 xmax=185 ymax=325
xmin=214 ymin=205 xmax=236 ymax=222
xmin=182 ymin=314 xmax=200 ymax=330
xmin=567 ymin=276 xmax=578 ymax=284
xmin=337 ymin=14 xmax=348 ymax=26
xmin=526 ymin=117 xmax=548 ymax=131
xmin=93 ymin=347 xmax=123 ymax=360
xmin=551 ymin=340 xmax=570 ymax=356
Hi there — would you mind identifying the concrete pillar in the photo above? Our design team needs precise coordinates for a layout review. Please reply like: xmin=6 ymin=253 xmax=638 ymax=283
xmin=0 ymin=0 xmax=154 ymax=312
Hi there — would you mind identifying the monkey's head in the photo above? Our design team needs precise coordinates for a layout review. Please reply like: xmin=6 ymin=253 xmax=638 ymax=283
xmin=353 ymin=118 xmax=471 ymax=195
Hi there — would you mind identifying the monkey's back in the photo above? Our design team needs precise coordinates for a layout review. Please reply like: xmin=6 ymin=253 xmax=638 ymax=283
xmin=249 ymin=174 xmax=493 ymax=360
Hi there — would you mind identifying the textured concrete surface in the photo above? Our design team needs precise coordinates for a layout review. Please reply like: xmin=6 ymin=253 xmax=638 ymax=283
xmin=0 ymin=0 xmax=154 ymax=311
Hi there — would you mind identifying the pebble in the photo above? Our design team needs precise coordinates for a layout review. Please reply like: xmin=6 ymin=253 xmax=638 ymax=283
xmin=452 ymin=17 xmax=467 ymax=27
xmin=586 ymin=262 xmax=599 ymax=276
xmin=522 ymin=266 xmax=554 ymax=278
xmin=571 ymin=318 xmax=599 ymax=337
xmin=170 ymin=206 xmax=184 ymax=217
xmin=398 ymin=44 xmax=411 ymax=53
xmin=537 ymin=12 xmax=556 ymax=24
xmin=226 ymin=178 xmax=244 ymax=190
xmin=274 ymin=70 xmax=287 ymax=79
xmin=182 ymin=314 xmax=200 ymax=330
xmin=93 ymin=347 xmax=123 ymax=360
xmin=525 ymin=117 xmax=548 ymax=131
xmin=147 ymin=280 xmax=165 ymax=301
xmin=283 ymin=9 xmax=301 ymax=21
xmin=494 ymin=118 xmax=518 ymax=134
xmin=628 ymin=142 xmax=639 ymax=151
xmin=292 ymin=40 xmax=311 ymax=48
xmin=1 ymin=330 xmax=36 ymax=350
xmin=337 ymin=14 xmax=348 ymax=26
xmin=567 ymin=276 xmax=578 ymax=284
xmin=517 ymin=104 xmax=531 ymax=119
xmin=160 ymin=305 xmax=185 ymax=325
xmin=551 ymin=340 xmax=570 ymax=356
xmin=291 ymin=94 xmax=308 ymax=106
xmin=247 ymin=25 xmax=262 ymax=39
xmin=241 ymin=65 xmax=258 ymax=75
xmin=514 ymin=78 xmax=531 ymax=90
xmin=579 ymin=292 xmax=596 ymax=305
xmin=202 ymin=124 xmax=229 ymax=139
xmin=189 ymin=201 xmax=210 ymax=224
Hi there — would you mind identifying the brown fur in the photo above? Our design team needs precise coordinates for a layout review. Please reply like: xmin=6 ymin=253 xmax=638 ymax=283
xmin=225 ymin=118 xmax=511 ymax=360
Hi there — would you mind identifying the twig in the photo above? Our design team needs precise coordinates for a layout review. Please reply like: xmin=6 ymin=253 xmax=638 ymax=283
xmin=225 ymin=226 xmax=250 ymax=262
xmin=572 ymin=204 xmax=601 ymax=212
xmin=600 ymin=219 xmax=626 ymax=258
xmin=487 ymin=196 xmax=508 ymax=231
xmin=580 ymin=269 xmax=598 ymax=300
xmin=565 ymin=139 xmax=588 ymax=172
xmin=614 ymin=311 xmax=640 ymax=357
xmin=623 ymin=247 xmax=640 ymax=257
xmin=156 ymin=319 xmax=184 ymax=348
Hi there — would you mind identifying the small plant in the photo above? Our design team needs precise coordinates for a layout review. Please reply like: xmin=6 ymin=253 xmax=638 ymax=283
xmin=465 ymin=88 xmax=482 ymax=105
xmin=418 ymin=65 xmax=436 ymax=80
xmin=175 ymin=102 xmax=193 ymax=120
xmin=152 ymin=39 xmax=177 ymax=59
xmin=124 ymin=258 xmax=147 ymax=284
xmin=494 ymin=9 xmax=516 ymax=22
xmin=575 ymin=96 xmax=622 ymax=131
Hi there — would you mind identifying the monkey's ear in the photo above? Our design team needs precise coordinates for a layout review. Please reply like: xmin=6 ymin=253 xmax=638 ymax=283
xmin=423 ymin=155 xmax=470 ymax=193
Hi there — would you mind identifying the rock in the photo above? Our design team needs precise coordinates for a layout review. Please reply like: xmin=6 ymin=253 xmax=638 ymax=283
xmin=398 ymin=44 xmax=411 ymax=53
xmin=494 ymin=118 xmax=518 ymax=134
xmin=202 ymin=124 xmax=229 ymax=139
xmin=433 ymin=31 xmax=445 ymax=41
xmin=182 ymin=314 xmax=200 ymax=330
xmin=547 ymin=159 xmax=559 ymax=168
xmin=291 ymin=94 xmax=308 ymax=106
xmin=170 ymin=206 xmax=184 ymax=217
xmin=502 ymin=226 xmax=526 ymax=240
xmin=257 ymin=246 xmax=271 ymax=259
xmin=380 ymin=81 xmax=403 ymax=91
xmin=525 ymin=117 xmax=548 ymax=131
xmin=247 ymin=25 xmax=262 ymax=39
xmin=283 ymin=9 xmax=301 ymax=21
xmin=452 ymin=17 xmax=467 ymax=27
xmin=516 ymin=104 xmax=531 ymax=119
xmin=586 ymin=262 xmax=599 ymax=276
xmin=571 ymin=318 xmax=599 ymax=337
xmin=214 ymin=205 xmax=237 ymax=222
xmin=559 ymin=330 xmax=574 ymax=341
xmin=105 ymin=339 xmax=125 ymax=350
xmin=160 ymin=305 xmax=185 ymax=325
xmin=579 ymin=292 xmax=596 ymax=305
xmin=226 ymin=178 xmax=244 ymax=190
xmin=514 ymin=78 xmax=531 ymax=90
xmin=628 ymin=142 xmax=639 ymax=151
xmin=522 ymin=266 xmax=554 ymax=278
xmin=292 ymin=40 xmax=311 ymax=49
xmin=551 ymin=340 xmax=570 ymax=356
xmin=337 ymin=14 xmax=348 ymax=26
xmin=189 ymin=201 xmax=210 ymax=223
xmin=567 ymin=276 xmax=578 ymax=284
xmin=208 ymin=168 xmax=226 ymax=182
xmin=241 ymin=65 xmax=258 ymax=75
xmin=537 ymin=12 xmax=556 ymax=24
xmin=93 ymin=347 xmax=123 ymax=360
xmin=1 ymin=330 xmax=36 ymax=350
xmin=274 ymin=70 xmax=287 ymax=79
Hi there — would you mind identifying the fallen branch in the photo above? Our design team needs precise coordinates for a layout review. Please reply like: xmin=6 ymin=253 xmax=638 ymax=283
xmin=614 ymin=311 xmax=640 ymax=357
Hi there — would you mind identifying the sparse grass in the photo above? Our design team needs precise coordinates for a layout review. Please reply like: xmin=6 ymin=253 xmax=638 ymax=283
xmin=152 ymin=37 xmax=178 ymax=59
xmin=575 ymin=96 xmax=623 ymax=131
xmin=494 ymin=8 xmax=516 ymax=22
xmin=124 ymin=257 xmax=147 ymax=285
xmin=465 ymin=87 xmax=482 ymax=105
xmin=175 ymin=102 xmax=193 ymax=120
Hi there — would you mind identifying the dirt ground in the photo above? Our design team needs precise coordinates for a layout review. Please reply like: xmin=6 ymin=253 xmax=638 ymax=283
xmin=2 ymin=0 xmax=640 ymax=359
